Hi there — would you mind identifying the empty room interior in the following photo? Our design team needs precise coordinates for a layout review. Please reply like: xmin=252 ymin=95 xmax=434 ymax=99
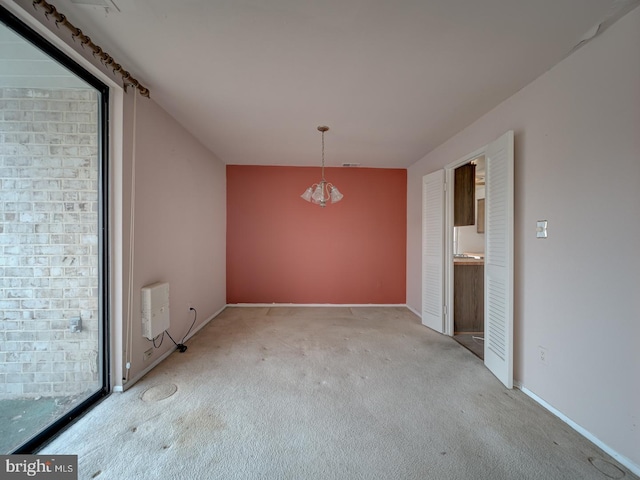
xmin=0 ymin=0 xmax=639 ymax=478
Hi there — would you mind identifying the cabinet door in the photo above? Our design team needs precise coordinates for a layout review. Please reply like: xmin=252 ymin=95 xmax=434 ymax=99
xmin=454 ymin=163 xmax=476 ymax=226
xmin=453 ymin=264 xmax=484 ymax=333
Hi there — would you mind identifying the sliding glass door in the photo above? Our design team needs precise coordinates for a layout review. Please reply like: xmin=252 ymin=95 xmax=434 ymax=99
xmin=0 ymin=7 xmax=109 ymax=453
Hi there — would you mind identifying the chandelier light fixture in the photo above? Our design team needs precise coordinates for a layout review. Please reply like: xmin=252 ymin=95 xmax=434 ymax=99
xmin=301 ymin=126 xmax=344 ymax=207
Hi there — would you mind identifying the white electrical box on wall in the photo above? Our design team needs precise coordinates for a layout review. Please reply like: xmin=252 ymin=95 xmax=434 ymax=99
xmin=141 ymin=282 xmax=170 ymax=340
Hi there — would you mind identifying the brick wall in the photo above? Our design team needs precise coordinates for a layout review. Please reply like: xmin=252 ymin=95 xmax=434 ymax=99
xmin=0 ymin=87 xmax=101 ymax=400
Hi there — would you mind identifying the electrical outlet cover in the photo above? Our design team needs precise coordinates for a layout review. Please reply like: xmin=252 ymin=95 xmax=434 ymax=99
xmin=538 ymin=346 xmax=548 ymax=365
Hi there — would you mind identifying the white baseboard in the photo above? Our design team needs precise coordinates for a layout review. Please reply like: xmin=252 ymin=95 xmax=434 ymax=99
xmin=516 ymin=383 xmax=640 ymax=477
xmin=405 ymin=305 xmax=421 ymax=318
xmin=119 ymin=346 xmax=176 ymax=391
xmin=116 ymin=305 xmax=226 ymax=392
xmin=227 ymin=303 xmax=408 ymax=308
xmin=183 ymin=305 xmax=227 ymax=342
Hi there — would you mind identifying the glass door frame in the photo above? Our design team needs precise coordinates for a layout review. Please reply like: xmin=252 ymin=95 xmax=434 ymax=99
xmin=0 ymin=5 xmax=110 ymax=453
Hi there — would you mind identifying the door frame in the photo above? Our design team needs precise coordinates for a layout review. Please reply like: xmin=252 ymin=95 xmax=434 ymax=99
xmin=440 ymin=131 xmax=514 ymax=389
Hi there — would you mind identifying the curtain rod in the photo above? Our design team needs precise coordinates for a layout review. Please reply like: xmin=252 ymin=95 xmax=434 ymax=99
xmin=32 ymin=0 xmax=150 ymax=97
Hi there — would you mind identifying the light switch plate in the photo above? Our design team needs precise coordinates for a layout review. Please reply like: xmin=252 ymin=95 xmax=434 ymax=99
xmin=536 ymin=220 xmax=548 ymax=238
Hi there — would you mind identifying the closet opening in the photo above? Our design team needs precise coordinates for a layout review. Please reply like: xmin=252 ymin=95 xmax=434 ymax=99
xmin=452 ymin=156 xmax=485 ymax=359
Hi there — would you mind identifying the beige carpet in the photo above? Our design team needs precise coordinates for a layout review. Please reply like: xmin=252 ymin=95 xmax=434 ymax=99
xmin=40 ymin=307 xmax=634 ymax=480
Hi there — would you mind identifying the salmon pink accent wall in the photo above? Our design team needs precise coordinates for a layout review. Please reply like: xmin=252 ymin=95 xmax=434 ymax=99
xmin=227 ymin=165 xmax=406 ymax=304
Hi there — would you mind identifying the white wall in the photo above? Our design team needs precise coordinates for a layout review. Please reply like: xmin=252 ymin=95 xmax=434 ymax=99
xmin=407 ymin=6 xmax=640 ymax=470
xmin=120 ymin=94 xmax=227 ymax=386
xmin=1 ymin=0 xmax=228 ymax=390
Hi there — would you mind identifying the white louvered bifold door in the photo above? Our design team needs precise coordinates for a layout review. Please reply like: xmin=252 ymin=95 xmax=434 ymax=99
xmin=422 ymin=170 xmax=445 ymax=333
xmin=484 ymin=131 xmax=514 ymax=388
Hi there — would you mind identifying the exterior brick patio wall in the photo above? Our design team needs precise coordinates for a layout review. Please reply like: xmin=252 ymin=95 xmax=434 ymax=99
xmin=0 ymin=87 xmax=100 ymax=399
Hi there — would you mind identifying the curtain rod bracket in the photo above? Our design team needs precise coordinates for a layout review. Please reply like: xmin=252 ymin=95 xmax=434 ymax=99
xmin=32 ymin=0 xmax=150 ymax=98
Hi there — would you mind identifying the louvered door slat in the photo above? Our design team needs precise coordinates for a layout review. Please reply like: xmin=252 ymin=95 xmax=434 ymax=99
xmin=484 ymin=131 xmax=514 ymax=388
xmin=422 ymin=170 xmax=445 ymax=332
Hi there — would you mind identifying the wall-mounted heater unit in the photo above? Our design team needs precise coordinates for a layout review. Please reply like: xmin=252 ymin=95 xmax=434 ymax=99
xmin=141 ymin=282 xmax=170 ymax=340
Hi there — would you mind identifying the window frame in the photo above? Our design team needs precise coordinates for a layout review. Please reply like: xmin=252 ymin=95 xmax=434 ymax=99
xmin=0 ymin=4 xmax=111 ymax=454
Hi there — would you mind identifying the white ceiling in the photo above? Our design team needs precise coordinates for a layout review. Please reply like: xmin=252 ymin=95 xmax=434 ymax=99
xmin=15 ymin=0 xmax=639 ymax=168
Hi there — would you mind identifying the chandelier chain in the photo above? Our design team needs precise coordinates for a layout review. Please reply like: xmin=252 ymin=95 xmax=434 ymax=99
xmin=321 ymin=129 xmax=326 ymax=181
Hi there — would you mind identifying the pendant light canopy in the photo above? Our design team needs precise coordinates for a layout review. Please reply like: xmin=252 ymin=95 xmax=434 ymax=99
xmin=301 ymin=126 xmax=343 ymax=207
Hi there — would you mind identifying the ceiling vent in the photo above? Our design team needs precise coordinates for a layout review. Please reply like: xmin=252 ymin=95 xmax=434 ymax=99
xmin=70 ymin=0 xmax=121 ymax=12
xmin=70 ymin=0 xmax=109 ymax=5
xmin=342 ymin=163 xmax=361 ymax=167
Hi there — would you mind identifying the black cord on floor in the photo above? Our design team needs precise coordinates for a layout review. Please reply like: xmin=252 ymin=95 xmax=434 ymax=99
xmin=164 ymin=307 xmax=197 ymax=353
xmin=165 ymin=330 xmax=183 ymax=351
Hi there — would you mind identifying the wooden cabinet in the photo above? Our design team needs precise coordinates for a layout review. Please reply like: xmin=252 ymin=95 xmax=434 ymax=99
xmin=454 ymin=163 xmax=475 ymax=226
xmin=454 ymin=262 xmax=484 ymax=333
